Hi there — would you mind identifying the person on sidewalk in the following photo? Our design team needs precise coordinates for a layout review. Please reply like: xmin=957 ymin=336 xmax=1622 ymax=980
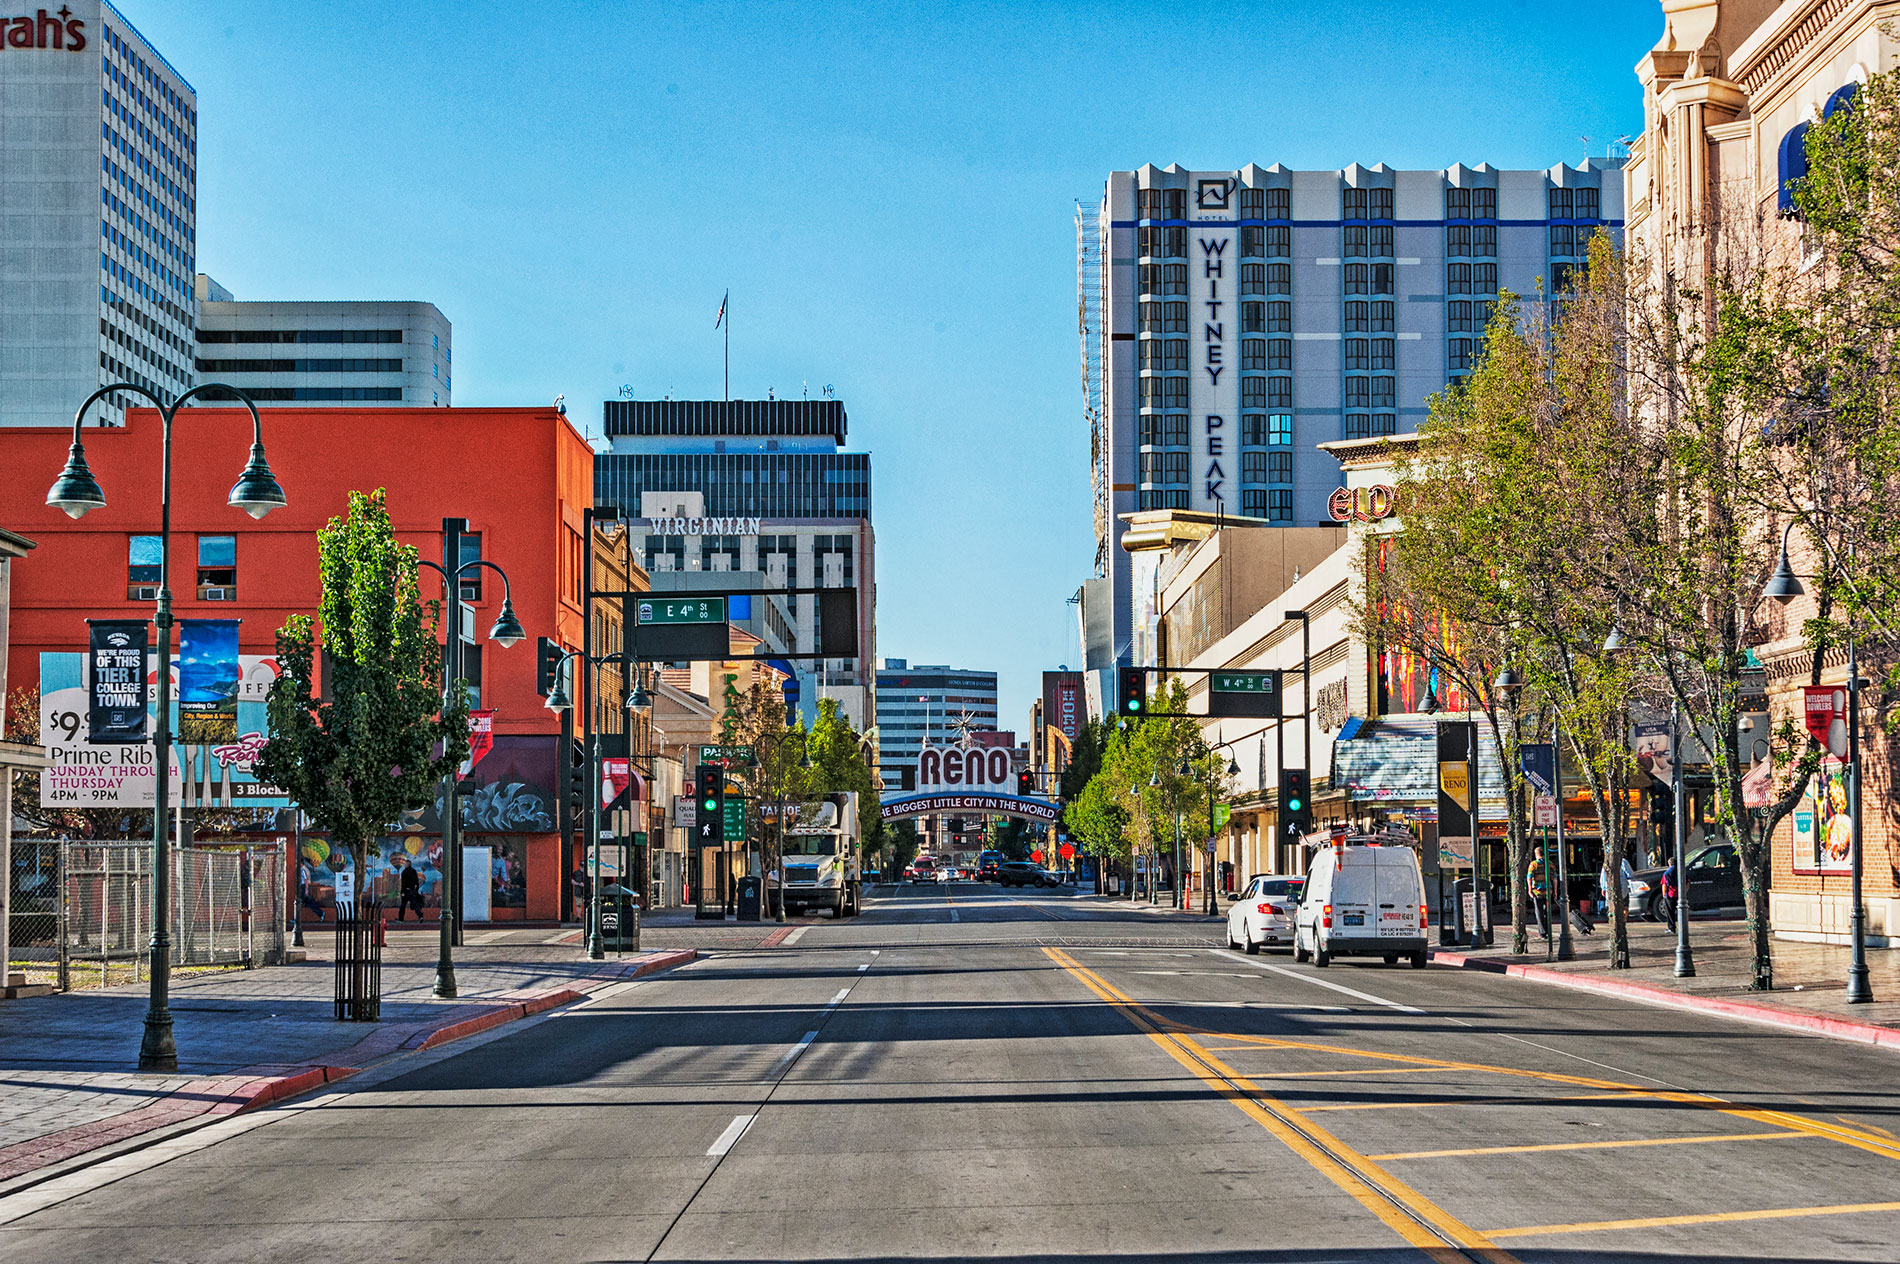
xmin=1661 ymin=861 xmax=1680 ymax=932
xmin=298 ymin=859 xmax=325 ymax=923
xmin=1528 ymin=853 xmax=1551 ymax=939
xmin=396 ymin=858 xmax=425 ymax=921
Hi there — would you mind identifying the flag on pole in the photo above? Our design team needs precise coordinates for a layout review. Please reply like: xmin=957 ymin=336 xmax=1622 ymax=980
xmin=715 ymin=291 xmax=727 ymax=329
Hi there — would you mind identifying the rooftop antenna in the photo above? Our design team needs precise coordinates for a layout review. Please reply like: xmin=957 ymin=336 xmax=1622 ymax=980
xmin=824 ymin=383 xmax=834 ymax=400
xmin=802 ymin=380 xmax=808 ymax=400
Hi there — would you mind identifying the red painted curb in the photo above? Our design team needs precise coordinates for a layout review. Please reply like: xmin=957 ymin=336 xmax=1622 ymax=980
xmin=1429 ymin=949 xmax=1900 ymax=1049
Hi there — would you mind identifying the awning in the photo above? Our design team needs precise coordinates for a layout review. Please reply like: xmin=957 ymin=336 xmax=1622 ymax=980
xmin=1778 ymin=121 xmax=1811 ymax=217
xmin=1329 ymin=715 xmax=1508 ymax=820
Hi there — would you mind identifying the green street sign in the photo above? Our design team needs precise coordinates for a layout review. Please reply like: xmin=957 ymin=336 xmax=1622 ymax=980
xmin=1210 ymin=669 xmax=1282 ymax=719
xmin=723 ymin=796 xmax=746 ymax=836
xmin=699 ymin=743 xmax=757 ymax=767
xmin=637 ymin=597 xmax=727 ymax=625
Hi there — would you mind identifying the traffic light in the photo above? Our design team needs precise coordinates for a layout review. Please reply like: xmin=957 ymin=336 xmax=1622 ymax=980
xmin=1279 ymin=768 xmax=1312 ymax=837
xmin=536 ymin=637 xmax=561 ymax=696
xmin=1017 ymin=769 xmax=1034 ymax=796
xmin=567 ymin=739 xmax=587 ymax=825
xmin=698 ymin=778 xmax=725 ymax=849
xmin=1117 ymin=667 xmax=1148 ymax=718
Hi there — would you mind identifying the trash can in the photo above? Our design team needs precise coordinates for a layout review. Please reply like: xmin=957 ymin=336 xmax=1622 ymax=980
xmin=598 ymin=883 xmax=640 ymax=953
xmin=737 ymin=875 xmax=762 ymax=922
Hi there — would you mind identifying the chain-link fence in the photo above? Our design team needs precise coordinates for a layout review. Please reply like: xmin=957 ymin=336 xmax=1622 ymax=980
xmin=7 ymin=839 xmax=62 ymax=987
xmin=58 ymin=841 xmax=286 ymax=990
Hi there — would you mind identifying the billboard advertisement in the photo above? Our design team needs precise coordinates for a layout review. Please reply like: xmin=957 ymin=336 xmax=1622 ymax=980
xmin=39 ymin=650 xmax=290 ymax=808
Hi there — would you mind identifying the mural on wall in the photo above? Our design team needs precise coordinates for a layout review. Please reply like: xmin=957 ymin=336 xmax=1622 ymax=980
xmin=294 ymin=834 xmax=528 ymax=914
xmin=408 ymin=735 xmax=557 ymax=834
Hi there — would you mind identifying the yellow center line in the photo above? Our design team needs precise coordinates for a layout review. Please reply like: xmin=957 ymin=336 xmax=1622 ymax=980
xmin=1372 ymin=1131 xmax=1803 ymax=1161
xmin=1302 ymin=1092 xmax=1655 ymax=1114
xmin=1247 ymin=1066 xmax=1460 ymax=1080
xmin=1043 ymin=946 xmax=1519 ymax=1264
xmin=1487 ymin=1199 xmax=1900 ymax=1239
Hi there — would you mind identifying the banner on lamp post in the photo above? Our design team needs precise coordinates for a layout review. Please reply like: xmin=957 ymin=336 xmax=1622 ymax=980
xmin=1804 ymin=686 xmax=1849 ymax=757
xmin=86 ymin=620 xmax=148 ymax=743
xmin=177 ymin=619 xmax=241 ymax=743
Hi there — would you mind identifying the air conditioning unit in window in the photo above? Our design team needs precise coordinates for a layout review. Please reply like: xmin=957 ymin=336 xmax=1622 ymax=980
xmin=204 ymin=588 xmax=232 ymax=601
xmin=134 ymin=586 xmax=158 ymax=601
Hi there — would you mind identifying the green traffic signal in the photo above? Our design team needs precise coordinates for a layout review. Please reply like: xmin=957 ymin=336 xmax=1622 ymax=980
xmin=702 ymin=797 xmax=718 ymax=812
xmin=1288 ymin=797 xmax=1302 ymax=812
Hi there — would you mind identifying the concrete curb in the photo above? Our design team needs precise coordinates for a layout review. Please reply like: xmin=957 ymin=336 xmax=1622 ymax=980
xmin=0 ymin=948 xmax=700 ymax=1186
xmin=1430 ymin=949 xmax=1900 ymax=1050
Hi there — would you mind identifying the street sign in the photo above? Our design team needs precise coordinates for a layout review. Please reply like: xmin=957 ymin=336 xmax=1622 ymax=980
xmin=1533 ymin=794 xmax=1559 ymax=828
xmin=1519 ymin=744 xmax=1555 ymax=797
xmin=699 ymin=743 xmax=757 ymax=767
xmin=1209 ymin=670 xmax=1282 ymax=718
xmin=723 ymin=796 xmax=746 ymax=837
xmin=638 ymin=597 xmax=728 ymax=625
xmin=1805 ymin=685 xmax=1848 ymax=756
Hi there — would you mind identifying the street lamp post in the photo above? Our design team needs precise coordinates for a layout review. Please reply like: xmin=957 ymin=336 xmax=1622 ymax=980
xmin=1669 ymin=697 xmax=1696 ymax=977
xmin=416 ymin=550 xmax=523 ymax=999
xmin=47 ymin=383 xmax=286 ymax=1072
xmin=1764 ymin=525 xmax=1871 ymax=1002
xmin=545 ymin=648 xmax=649 ymax=958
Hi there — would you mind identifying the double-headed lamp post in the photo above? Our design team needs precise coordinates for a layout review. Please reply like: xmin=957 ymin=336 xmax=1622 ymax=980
xmin=47 ymin=383 xmax=286 ymax=1072
xmin=415 ymin=557 xmax=523 ymax=1000
xmin=1204 ymin=747 xmax=1244 ymax=916
xmin=545 ymin=650 xmax=650 ymax=959
xmin=1764 ymin=524 xmax=1873 ymax=1004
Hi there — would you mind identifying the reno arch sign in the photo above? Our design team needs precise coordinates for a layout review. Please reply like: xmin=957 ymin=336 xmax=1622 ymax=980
xmin=917 ymin=743 xmax=1013 ymax=791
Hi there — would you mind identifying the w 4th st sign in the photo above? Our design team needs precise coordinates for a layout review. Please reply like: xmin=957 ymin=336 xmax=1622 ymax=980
xmin=1210 ymin=670 xmax=1281 ymax=718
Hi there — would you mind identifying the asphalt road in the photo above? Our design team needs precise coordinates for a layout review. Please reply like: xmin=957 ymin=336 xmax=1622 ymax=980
xmin=4 ymin=883 xmax=1900 ymax=1263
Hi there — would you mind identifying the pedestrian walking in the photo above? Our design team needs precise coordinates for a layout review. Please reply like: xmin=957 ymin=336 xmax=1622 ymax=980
xmin=1528 ymin=853 xmax=1550 ymax=939
xmin=571 ymin=864 xmax=591 ymax=924
xmin=1661 ymin=861 xmax=1679 ymax=931
xmin=396 ymin=857 xmax=425 ymax=921
xmin=298 ymin=860 xmax=325 ymax=922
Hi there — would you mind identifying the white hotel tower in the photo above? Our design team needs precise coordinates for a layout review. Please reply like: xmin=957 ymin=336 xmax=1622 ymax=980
xmin=0 ymin=0 xmax=197 ymax=428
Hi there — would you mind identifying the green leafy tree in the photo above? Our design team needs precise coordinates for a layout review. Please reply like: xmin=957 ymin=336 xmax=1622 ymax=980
xmin=254 ymin=489 xmax=467 ymax=881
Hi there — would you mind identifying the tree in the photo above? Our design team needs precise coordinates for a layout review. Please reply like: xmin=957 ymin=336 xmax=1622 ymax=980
xmin=253 ymin=489 xmax=467 ymax=885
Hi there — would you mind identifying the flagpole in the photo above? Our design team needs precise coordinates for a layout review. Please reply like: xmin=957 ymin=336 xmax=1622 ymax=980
xmin=724 ymin=301 xmax=730 ymax=401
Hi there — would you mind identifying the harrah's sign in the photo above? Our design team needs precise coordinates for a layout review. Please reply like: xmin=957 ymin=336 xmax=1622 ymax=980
xmin=917 ymin=744 xmax=1013 ymax=791
xmin=3 ymin=8 xmax=87 ymax=51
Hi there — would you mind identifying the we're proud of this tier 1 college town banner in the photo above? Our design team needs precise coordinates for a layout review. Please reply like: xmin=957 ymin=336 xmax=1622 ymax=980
xmin=86 ymin=620 xmax=148 ymax=742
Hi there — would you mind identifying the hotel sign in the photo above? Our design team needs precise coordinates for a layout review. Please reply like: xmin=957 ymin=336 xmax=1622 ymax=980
xmin=640 ymin=516 xmax=765 ymax=536
xmin=2 ymin=9 xmax=88 ymax=51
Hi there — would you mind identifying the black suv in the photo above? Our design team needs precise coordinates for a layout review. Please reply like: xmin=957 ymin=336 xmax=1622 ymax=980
xmin=996 ymin=861 xmax=1051 ymax=888
xmin=1628 ymin=843 xmax=1746 ymax=921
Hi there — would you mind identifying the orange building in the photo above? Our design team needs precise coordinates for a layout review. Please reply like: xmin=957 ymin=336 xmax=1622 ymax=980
xmin=1 ymin=404 xmax=594 ymax=922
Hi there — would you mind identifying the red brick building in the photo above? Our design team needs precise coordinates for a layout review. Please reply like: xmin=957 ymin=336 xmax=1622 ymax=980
xmin=1 ymin=404 xmax=594 ymax=922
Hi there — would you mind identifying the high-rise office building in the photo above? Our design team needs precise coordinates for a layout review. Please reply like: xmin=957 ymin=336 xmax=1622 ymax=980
xmin=1084 ymin=160 xmax=1625 ymax=672
xmin=191 ymin=275 xmax=453 ymax=406
xmin=593 ymin=398 xmax=876 ymax=732
xmin=0 ymin=0 xmax=197 ymax=428
xmin=875 ymin=660 xmax=1000 ymax=791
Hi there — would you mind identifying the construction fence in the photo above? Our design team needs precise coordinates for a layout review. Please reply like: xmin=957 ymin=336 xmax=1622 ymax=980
xmin=11 ymin=840 xmax=287 ymax=990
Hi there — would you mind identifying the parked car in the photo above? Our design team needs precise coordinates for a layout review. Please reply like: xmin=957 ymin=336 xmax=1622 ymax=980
xmin=1034 ymin=868 xmax=1065 ymax=886
xmin=995 ymin=860 xmax=1052 ymax=888
xmin=1626 ymin=843 xmax=1745 ymax=921
xmin=1294 ymin=842 xmax=1428 ymax=968
xmin=1225 ymin=875 xmax=1306 ymax=955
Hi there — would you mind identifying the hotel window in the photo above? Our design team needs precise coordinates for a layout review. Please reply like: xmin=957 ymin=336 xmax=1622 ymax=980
xmin=1163 ymin=338 xmax=1188 ymax=371
xmin=1241 ymin=414 xmax=1267 ymax=445
xmin=1241 ymin=338 xmax=1266 ymax=370
xmin=1163 ymin=414 xmax=1189 ymax=445
xmin=197 ymin=535 xmax=236 ymax=600
xmin=1268 ymin=413 xmax=1293 ymax=445
xmin=1371 ymin=377 xmax=1395 ymax=408
xmin=457 ymin=532 xmax=483 ymax=600
xmin=1241 ymin=377 xmax=1266 ymax=408
xmin=1264 ymin=227 xmax=1290 ymax=258
xmin=1550 ymin=187 xmax=1598 ymax=220
xmin=1240 ymin=226 xmax=1263 ymax=257
xmin=1139 ymin=264 xmax=1163 ymax=295
xmin=1446 ymin=187 xmax=1496 ymax=219
xmin=1164 ymin=188 xmax=1185 ymax=219
xmin=1265 ymin=263 xmax=1291 ymax=294
xmin=1548 ymin=188 xmax=1573 ymax=218
xmin=1139 ymin=377 xmax=1163 ymax=407
xmin=1345 ymin=227 xmax=1370 ymax=258
xmin=1345 ymin=264 xmax=1370 ymax=294
xmin=1163 ymin=263 xmax=1187 ymax=294
xmin=1164 ymin=451 xmax=1189 ymax=483
xmin=1139 ymin=227 xmax=1164 ymax=258
xmin=1268 ymin=451 xmax=1293 ymax=483
xmin=1447 ymin=300 xmax=1478 ymax=332
xmin=1550 ymin=225 xmax=1582 ymax=256
xmin=1140 ymin=452 xmax=1164 ymax=482
xmin=1241 ymin=450 xmax=1268 ymax=483
xmin=1164 ymin=301 xmax=1188 ymax=332
xmin=1162 ymin=227 xmax=1187 ymax=257
xmin=1242 ymin=489 xmax=1267 ymax=518
xmin=1267 ymin=338 xmax=1292 ymax=370
xmin=1139 ymin=340 xmax=1163 ymax=370
xmin=1449 ymin=338 xmax=1477 ymax=371
xmin=1162 ymin=378 xmax=1189 ymax=409
xmin=1240 ymin=262 xmax=1265 ymax=295
xmin=1346 ymin=302 xmax=1370 ymax=333
xmin=1266 ymin=377 xmax=1292 ymax=408
xmin=1345 ymin=378 xmax=1370 ymax=409
xmin=1242 ymin=302 xmax=1265 ymax=334
xmin=1577 ymin=187 xmax=1599 ymax=219
xmin=1138 ymin=189 xmax=1163 ymax=219
xmin=1139 ymin=300 xmax=1165 ymax=333
xmin=1265 ymin=301 xmax=1291 ymax=332
xmin=1369 ymin=263 xmax=1394 ymax=294
xmin=1370 ymin=338 xmax=1394 ymax=370
xmin=1263 ymin=188 xmax=1289 ymax=219
xmin=1239 ymin=187 xmax=1264 ymax=219
xmin=1346 ymin=338 xmax=1369 ymax=370
xmin=1139 ymin=415 xmax=1161 ymax=446
xmin=1268 ymin=490 xmax=1293 ymax=521
xmin=1552 ymin=261 xmax=1581 ymax=292
xmin=127 ymin=534 xmax=161 ymax=600
xmin=1345 ymin=412 xmax=1372 ymax=439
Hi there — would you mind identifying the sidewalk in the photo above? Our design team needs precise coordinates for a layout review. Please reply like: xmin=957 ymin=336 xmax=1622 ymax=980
xmin=1431 ymin=913 xmax=1900 ymax=1049
xmin=0 ymin=932 xmax=695 ymax=1188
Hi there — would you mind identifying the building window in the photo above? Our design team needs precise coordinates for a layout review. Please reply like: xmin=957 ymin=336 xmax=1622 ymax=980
xmin=1242 ymin=302 xmax=1265 ymax=334
xmin=1346 ymin=338 xmax=1369 ymax=370
xmin=1165 ymin=188 xmax=1185 ymax=219
xmin=1343 ymin=187 xmax=1392 ymax=219
xmin=1263 ymin=188 xmax=1289 ymax=219
xmin=1369 ymin=263 xmax=1393 ymax=294
xmin=1163 ymin=378 xmax=1189 ymax=409
xmin=1163 ymin=263 xmax=1187 ymax=294
xmin=1449 ymin=338 xmax=1477 ymax=371
xmin=1164 ymin=414 xmax=1189 ymax=446
xmin=1344 ymin=225 xmax=1392 ymax=258
xmin=1549 ymin=187 xmax=1599 ymax=219
xmin=1140 ymin=264 xmax=1164 ymax=295
xmin=1140 ymin=340 xmax=1163 ymax=370
xmin=1552 ymin=261 xmax=1581 ymax=292
xmin=1265 ymin=301 xmax=1291 ymax=332
xmin=1164 ymin=301 xmax=1188 ymax=333
xmin=127 ymin=534 xmax=161 ymax=599
xmin=1138 ymin=189 xmax=1163 ymax=219
xmin=1266 ymin=377 xmax=1292 ymax=408
xmin=1446 ymin=187 xmax=1497 ymax=219
xmin=1345 ymin=264 xmax=1369 ymax=295
xmin=1242 ymin=489 xmax=1267 ymax=518
xmin=1268 ymin=490 xmax=1293 ymax=521
xmin=457 ymin=532 xmax=483 ymax=600
xmin=1267 ymin=338 xmax=1292 ymax=370
xmin=1371 ymin=376 xmax=1395 ymax=408
xmin=1550 ymin=225 xmax=1581 ymax=256
xmin=1345 ymin=227 xmax=1370 ymax=258
xmin=1240 ymin=226 xmax=1263 ymax=258
xmin=1264 ymin=227 xmax=1290 ymax=258
xmin=1370 ymin=338 xmax=1394 ymax=370
xmin=1240 ymin=262 xmax=1265 ymax=295
xmin=1241 ymin=414 xmax=1266 ymax=445
xmin=1345 ymin=412 xmax=1371 ymax=439
xmin=1140 ymin=301 xmax=1163 ymax=334
xmin=1139 ymin=414 xmax=1160 ymax=446
xmin=1345 ymin=377 xmax=1370 ymax=409
xmin=1268 ymin=413 xmax=1293 ymax=445
xmin=1241 ymin=338 xmax=1265 ymax=370
xmin=196 ymin=534 xmax=236 ymax=600
xmin=1238 ymin=187 xmax=1263 ymax=219
xmin=1268 ymin=450 xmax=1293 ymax=483
xmin=1448 ymin=300 xmax=1494 ymax=332
xmin=1163 ymin=339 xmax=1188 ymax=371
xmin=1241 ymin=450 xmax=1267 ymax=483
xmin=1164 ymin=451 xmax=1189 ymax=483
xmin=1139 ymin=377 xmax=1163 ymax=407
xmin=1265 ymin=263 xmax=1291 ymax=294
xmin=1242 ymin=377 xmax=1266 ymax=408
xmin=1348 ymin=301 xmax=1395 ymax=333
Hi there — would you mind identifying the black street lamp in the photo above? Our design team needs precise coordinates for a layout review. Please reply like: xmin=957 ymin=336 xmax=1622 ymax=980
xmin=416 ymin=552 xmax=523 ymax=999
xmin=1764 ymin=523 xmax=1872 ymax=1004
xmin=543 ymin=647 xmax=625 ymax=959
xmin=47 ymin=383 xmax=285 ymax=1072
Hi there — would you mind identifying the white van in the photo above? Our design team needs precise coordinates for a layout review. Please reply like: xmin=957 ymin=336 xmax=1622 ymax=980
xmin=1293 ymin=842 xmax=1429 ymax=968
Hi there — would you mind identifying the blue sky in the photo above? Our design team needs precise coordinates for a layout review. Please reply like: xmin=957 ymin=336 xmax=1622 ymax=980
xmin=124 ymin=0 xmax=1657 ymax=731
